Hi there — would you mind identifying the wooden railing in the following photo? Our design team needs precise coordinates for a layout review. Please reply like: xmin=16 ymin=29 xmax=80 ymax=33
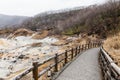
xmin=99 ymin=47 xmax=120 ymax=80
xmin=12 ymin=42 xmax=101 ymax=80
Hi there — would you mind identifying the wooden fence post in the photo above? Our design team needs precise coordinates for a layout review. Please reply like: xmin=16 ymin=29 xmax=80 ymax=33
xmin=90 ymin=43 xmax=92 ymax=48
xmin=33 ymin=62 xmax=38 ymax=80
xmin=86 ymin=44 xmax=88 ymax=49
xmin=82 ymin=45 xmax=84 ymax=51
xmin=98 ymin=42 xmax=100 ymax=46
xmin=87 ymin=44 xmax=89 ymax=49
xmin=89 ymin=43 xmax=91 ymax=48
xmin=93 ymin=43 xmax=94 ymax=47
xmin=84 ymin=44 xmax=86 ymax=50
xmin=55 ymin=53 xmax=58 ymax=72
xmin=71 ymin=48 xmax=74 ymax=60
xmin=79 ymin=46 xmax=80 ymax=53
xmin=97 ymin=42 xmax=99 ymax=47
xmin=95 ymin=43 xmax=96 ymax=47
xmin=96 ymin=42 xmax=98 ymax=47
xmin=76 ymin=47 xmax=78 ymax=56
xmin=84 ymin=44 xmax=85 ymax=50
xmin=65 ymin=50 xmax=68 ymax=64
xmin=99 ymin=42 xmax=101 ymax=46
xmin=88 ymin=43 xmax=90 ymax=49
xmin=77 ymin=46 xmax=79 ymax=54
xmin=92 ymin=43 xmax=94 ymax=48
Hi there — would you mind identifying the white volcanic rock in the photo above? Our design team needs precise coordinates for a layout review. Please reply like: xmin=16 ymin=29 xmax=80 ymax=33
xmin=0 ymin=36 xmax=59 ymax=78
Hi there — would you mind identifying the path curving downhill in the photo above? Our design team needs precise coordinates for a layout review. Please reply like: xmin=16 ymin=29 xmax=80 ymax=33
xmin=56 ymin=48 xmax=102 ymax=80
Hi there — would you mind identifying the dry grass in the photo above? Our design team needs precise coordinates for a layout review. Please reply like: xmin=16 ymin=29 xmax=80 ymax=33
xmin=32 ymin=30 xmax=49 ymax=39
xmin=103 ymin=33 xmax=120 ymax=66
xmin=51 ymin=40 xmax=69 ymax=46
xmin=8 ymin=28 xmax=34 ymax=38
xmin=0 ymin=29 xmax=14 ymax=36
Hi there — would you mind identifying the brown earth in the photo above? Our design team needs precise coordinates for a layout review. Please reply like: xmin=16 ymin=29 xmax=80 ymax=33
xmin=30 ymin=42 xmax=42 ymax=47
xmin=51 ymin=40 xmax=69 ymax=46
xmin=8 ymin=28 xmax=34 ymax=38
xmin=32 ymin=30 xmax=49 ymax=39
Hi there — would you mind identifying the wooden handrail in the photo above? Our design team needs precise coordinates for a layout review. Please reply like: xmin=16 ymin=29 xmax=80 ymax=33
xmin=100 ymin=47 xmax=120 ymax=80
xmin=55 ymin=53 xmax=58 ymax=72
xmin=12 ymin=42 xmax=101 ymax=80
xmin=101 ymin=47 xmax=114 ymax=64
xmin=12 ymin=67 xmax=33 ymax=80
xmin=37 ymin=55 xmax=56 ymax=67
xmin=38 ymin=63 xmax=55 ymax=78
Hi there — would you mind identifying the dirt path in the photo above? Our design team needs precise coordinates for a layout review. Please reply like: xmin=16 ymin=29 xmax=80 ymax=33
xmin=56 ymin=48 xmax=102 ymax=80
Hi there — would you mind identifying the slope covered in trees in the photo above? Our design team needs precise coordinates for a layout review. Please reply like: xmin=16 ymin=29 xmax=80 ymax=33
xmin=4 ymin=0 xmax=120 ymax=38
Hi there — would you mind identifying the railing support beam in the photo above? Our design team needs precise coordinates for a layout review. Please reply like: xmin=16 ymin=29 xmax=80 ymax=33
xmin=33 ymin=62 xmax=38 ymax=80
xmin=65 ymin=50 xmax=68 ymax=64
xmin=55 ymin=53 xmax=58 ymax=72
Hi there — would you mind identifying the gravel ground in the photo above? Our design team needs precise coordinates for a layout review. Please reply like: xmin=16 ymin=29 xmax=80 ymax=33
xmin=56 ymin=48 xmax=102 ymax=80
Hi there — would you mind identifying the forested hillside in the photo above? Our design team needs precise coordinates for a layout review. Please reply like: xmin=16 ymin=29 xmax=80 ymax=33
xmin=2 ymin=0 xmax=120 ymax=38
xmin=17 ymin=0 xmax=119 ymax=38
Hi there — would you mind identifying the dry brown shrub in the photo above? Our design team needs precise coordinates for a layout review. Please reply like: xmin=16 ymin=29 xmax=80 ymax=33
xmin=103 ymin=33 xmax=120 ymax=65
xmin=104 ymin=36 xmax=120 ymax=50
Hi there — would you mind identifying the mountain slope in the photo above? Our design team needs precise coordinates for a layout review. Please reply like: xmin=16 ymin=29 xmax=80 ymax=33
xmin=17 ymin=6 xmax=94 ymax=34
xmin=0 ymin=14 xmax=29 ymax=28
xmin=18 ymin=0 xmax=119 ymax=37
xmin=2 ymin=0 xmax=119 ymax=38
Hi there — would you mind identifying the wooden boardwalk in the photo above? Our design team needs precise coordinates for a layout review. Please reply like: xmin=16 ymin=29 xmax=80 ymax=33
xmin=56 ymin=48 xmax=102 ymax=80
